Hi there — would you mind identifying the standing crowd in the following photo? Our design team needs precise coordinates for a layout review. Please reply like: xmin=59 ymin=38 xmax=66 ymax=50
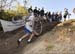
xmin=28 ymin=6 xmax=70 ymax=22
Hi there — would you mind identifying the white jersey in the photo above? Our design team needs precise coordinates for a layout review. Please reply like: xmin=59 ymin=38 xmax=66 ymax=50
xmin=25 ymin=13 xmax=35 ymax=32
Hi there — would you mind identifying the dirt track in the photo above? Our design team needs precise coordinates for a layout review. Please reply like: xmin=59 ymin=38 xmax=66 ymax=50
xmin=0 ymin=22 xmax=58 ymax=54
xmin=1 ymin=21 xmax=75 ymax=54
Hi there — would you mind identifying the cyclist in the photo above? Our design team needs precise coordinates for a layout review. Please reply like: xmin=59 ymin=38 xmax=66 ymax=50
xmin=17 ymin=12 xmax=39 ymax=46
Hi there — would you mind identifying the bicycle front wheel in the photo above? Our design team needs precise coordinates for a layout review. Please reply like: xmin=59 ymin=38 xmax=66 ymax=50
xmin=34 ymin=20 xmax=43 ymax=35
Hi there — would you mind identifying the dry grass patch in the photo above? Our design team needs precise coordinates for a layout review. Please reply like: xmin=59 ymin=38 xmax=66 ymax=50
xmin=57 ymin=19 xmax=75 ymax=27
xmin=46 ymin=44 xmax=54 ymax=51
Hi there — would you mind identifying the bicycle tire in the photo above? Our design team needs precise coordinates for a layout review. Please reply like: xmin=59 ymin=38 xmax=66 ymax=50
xmin=34 ymin=19 xmax=43 ymax=35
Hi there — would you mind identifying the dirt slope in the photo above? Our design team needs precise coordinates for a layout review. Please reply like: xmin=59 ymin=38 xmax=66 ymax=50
xmin=0 ymin=20 xmax=75 ymax=54
xmin=21 ymin=20 xmax=75 ymax=54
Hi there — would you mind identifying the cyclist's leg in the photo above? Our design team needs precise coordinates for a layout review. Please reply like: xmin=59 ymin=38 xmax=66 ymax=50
xmin=27 ymin=32 xmax=35 ymax=42
xmin=33 ymin=30 xmax=39 ymax=35
xmin=27 ymin=30 xmax=39 ymax=42
xmin=18 ymin=33 xmax=30 ymax=42
xmin=17 ymin=33 xmax=29 ymax=46
xmin=17 ymin=27 xmax=31 ymax=45
xmin=18 ymin=27 xmax=32 ymax=42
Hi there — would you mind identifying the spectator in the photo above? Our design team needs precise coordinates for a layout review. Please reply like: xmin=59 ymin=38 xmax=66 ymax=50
xmin=28 ymin=6 xmax=33 ymax=13
xmin=55 ymin=12 xmax=59 ymax=21
xmin=52 ymin=12 xmax=55 ymax=21
xmin=48 ymin=11 xmax=52 ymax=22
xmin=37 ymin=8 xmax=40 ymax=17
xmin=58 ymin=12 xmax=62 ymax=22
xmin=40 ymin=7 xmax=44 ymax=17
xmin=63 ymin=8 xmax=68 ymax=21
xmin=33 ymin=7 xmax=38 ymax=17
xmin=45 ymin=12 xmax=48 ymax=18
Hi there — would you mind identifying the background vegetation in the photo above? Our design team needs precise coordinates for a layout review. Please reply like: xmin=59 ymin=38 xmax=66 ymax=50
xmin=0 ymin=0 xmax=28 ymax=30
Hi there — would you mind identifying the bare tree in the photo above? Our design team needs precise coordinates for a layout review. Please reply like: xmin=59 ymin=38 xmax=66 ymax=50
xmin=23 ymin=0 xmax=29 ymax=8
xmin=0 ymin=0 xmax=29 ymax=11
xmin=0 ymin=0 xmax=17 ymax=10
xmin=23 ymin=0 xmax=27 ymax=8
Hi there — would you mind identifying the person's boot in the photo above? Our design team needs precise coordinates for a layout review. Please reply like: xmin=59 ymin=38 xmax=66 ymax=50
xmin=17 ymin=39 xmax=22 ymax=47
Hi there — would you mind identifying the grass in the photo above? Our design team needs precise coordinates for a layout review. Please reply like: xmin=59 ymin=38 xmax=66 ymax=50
xmin=46 ymin=44 xmax=54 ymax=51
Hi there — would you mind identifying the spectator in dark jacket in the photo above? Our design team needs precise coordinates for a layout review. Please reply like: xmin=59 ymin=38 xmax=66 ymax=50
xmin=33 ymin=7 xmax=38 ymax=17
xmin=55 ymin=12 xmax=59 ymax=21
xmin=63 ymin=8 xmax=68 ymax=21
xmin=28 ymin=6 xmax=33 ymax=13
xmin=48 ymin=12 xmax=52 ymax=22
xmin=37 ymin=8 xmax=40 ymax=17
xmin=40 ymin=7 xmax=44 ymax=17
xmin=52 ymin=12 xmax=55 ymax=21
